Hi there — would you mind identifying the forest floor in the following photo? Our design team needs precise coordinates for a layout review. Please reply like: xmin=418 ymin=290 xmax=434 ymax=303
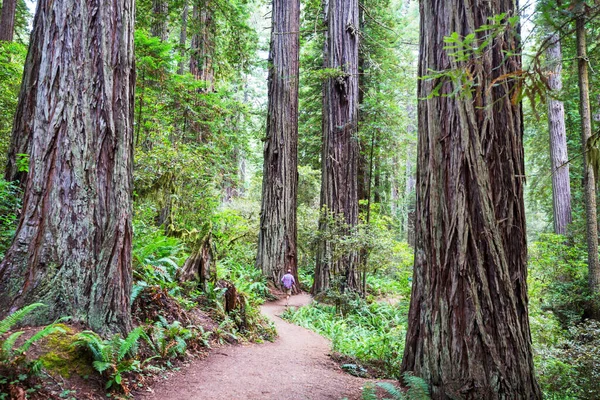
xmin=141 ymin=293 xmax=375 ymax=400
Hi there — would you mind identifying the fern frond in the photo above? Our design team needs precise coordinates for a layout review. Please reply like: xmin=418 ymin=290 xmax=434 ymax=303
xmin=118 ymin=327 xmax=144 ymax=361
xmin=0 ymin=303 xmax=46 ymax=335
xmin=377 ymin=382 xmax=404 ymax=399
xmin=18 ymin=324 xmax=66 ymax=353
xmin=362 ymin=382 xmax=378 ymax=400
xmin=73 ymin=331 xmax=105 ymax=361
xmin=403 ymin=373 xmax=430 ymax=400
xmin=93 ymin=360 xmax=112 ymax=373
xmin=1 ymin=331 xmax=25 ymax=356
xmin=130 ymin=281 xmax=148 ymax=305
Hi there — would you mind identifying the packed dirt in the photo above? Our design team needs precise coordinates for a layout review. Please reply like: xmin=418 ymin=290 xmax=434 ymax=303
xmin=142 ymin=293 xmax=372 ymax=399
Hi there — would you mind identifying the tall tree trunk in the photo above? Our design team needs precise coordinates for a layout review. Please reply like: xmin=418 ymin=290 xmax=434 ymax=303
xmin=401 ymin=0 xmax=541 ymax=398
xmin=576 ymin=9 xmax=600 ymax=318
xmin=0 ymin=0 xmax=135 ymax=335
xmin=4 ymin=3 xmax=43 ymax=186
xmin=190 ymin=0 xmax=214 ymax=91
xmin=150 ymin=0 xmax=169 ymax=42
xmin=0 ymin=0 xmax=17 ymax=42
xmin=256 ymin=0 xmax=300 ymax=290
xmin=545 ymin=33 xmax=572 ymax=235
xmin=312 ymin=0 xmax=360 ymax=295
xmin=178 ymin=0 xmax=189 ymax=75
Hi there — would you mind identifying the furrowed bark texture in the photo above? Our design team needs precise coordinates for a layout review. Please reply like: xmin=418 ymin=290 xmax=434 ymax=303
xmin=256 ymin=0 xmax=300 ymax=289
xmin=401 ymin=0 xmax=541 ymax=398
xmin=545 ymin=34 xmax=572 ymax=235
xmin=151 ymin=0 xmax=169 ymax=41
xmin=0 ymin=0 xmax=135 ymax=335
xmin=190 ymin=0 xmax=214 ymax=91
xmin=4 ymin=4 xmax=43 ymax=186
xmin=312 ymin=0 xmax=360 ymax=295
xmin=0 ymin=0 xmax=17 ymax=41
xmin=576 ymin=13 xmax=600 ymax=316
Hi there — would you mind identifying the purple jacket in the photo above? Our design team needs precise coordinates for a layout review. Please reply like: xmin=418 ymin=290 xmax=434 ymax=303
xmin=281 ymin=273 xmax=295 ymax=289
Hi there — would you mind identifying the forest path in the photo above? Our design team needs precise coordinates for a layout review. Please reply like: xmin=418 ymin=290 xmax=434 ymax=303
xmin=142 ymin=293 xmax=370 ymax=399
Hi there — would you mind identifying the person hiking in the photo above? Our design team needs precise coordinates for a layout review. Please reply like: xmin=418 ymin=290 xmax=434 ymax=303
xmin=281 ymin=269 xmax=296 ymax=306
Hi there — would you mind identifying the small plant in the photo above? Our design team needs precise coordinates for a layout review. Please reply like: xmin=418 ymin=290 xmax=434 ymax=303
xmin=73 ymin=327 xmax=151 ymax=393
xmin=0 ymin=303 xmax=66 ymax=396
xmin=360 ymin=374 xmax=430 ymax=400
xmin=148 ymin=316 xmax=193 ymax=359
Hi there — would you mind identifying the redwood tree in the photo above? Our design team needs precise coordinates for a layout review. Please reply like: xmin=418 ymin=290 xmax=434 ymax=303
xmin=256 ymin=0 xmax=300 ymax=288
xmin=190 ymin=0 xmax=215 ymax=91
xmin=545 ymin=33 xmax=572 ymax=235
xmin=575 ymin=4 xmax=600 ymax=318
xmin=401 ymin=1 xmax=541 ymax=398
xmin=0 ymin=0 xmax=135 ymax=335
xmin=312 ymin=0 xmax=360 ymax=294
xmin=0 ymin=0 xmax=17 ymax=41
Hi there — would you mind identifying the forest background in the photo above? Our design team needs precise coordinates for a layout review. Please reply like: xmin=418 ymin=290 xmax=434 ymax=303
xmin=1 ymin=0 xmax=600 ymax=398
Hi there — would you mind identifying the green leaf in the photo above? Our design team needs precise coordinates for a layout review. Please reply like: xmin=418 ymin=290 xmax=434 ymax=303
xmin=0 ymin=303 xmax=46 ymax=335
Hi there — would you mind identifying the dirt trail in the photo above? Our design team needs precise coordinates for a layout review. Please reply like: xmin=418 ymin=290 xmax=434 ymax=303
xmin=142 ymin=293 xmax=370 ymax=399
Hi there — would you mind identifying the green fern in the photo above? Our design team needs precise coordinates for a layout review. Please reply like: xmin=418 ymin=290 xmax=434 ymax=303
xmin=0 ymin=303 xmax=45 ymax=335
xmin=362 ymin=382 xmax=378 ymax=400
xmin=17 ymin=321 xmax=67 ymax=354
xmin=377 ymin=382 xmax=404 ymax=399
xmin=118 ymin=327 xmax=145 ymax=360
xmin=404 ymin=373 xmax=430 ymax=400
xmin=1 ymin=331 xmax=25 ymax=355
xmin=74 ymin=328 xmax=147 ymax=392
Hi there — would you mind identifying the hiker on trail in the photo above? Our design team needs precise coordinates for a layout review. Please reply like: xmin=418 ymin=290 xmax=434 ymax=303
xmin=281 ymin=270 xmax=296 ymax=306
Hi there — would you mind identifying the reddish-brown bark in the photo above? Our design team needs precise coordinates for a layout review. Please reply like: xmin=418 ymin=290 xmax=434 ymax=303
xmin=313 ymin=0 xmax=360 ymax=295
xmin=256 ymin=0 xmax=300 ymax=290
xmin=401 ymin=0 xmax=541 ymax=398
xmin=0 ymin=0 xmax=135 ymax=335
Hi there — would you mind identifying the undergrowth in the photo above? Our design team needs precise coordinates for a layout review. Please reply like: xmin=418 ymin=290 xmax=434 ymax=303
xmin=283 ymin=295 xmax=408 ymax=378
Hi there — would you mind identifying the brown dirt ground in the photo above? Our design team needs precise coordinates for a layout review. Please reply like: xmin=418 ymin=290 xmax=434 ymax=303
xmin=141 ymin=293 xmax=375 ymax=400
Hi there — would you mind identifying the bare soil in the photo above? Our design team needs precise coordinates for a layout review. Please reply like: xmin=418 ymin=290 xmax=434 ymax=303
xmin=141 ymin=293 xmax=373 ymax=400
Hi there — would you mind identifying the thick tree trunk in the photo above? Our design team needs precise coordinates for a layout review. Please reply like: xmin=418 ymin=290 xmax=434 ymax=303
xmin=190 ymin=0 xmax=214 ymax=91
xmin=4 ymin=4 xmax=43 ymax=186
xmin=0 ymin=0 xmax=135 ymax=335
xmin=545 ymin=34 xmax=572 ymax=235
xmin=151 ymin=0 xmax=169 ymax=42
xmin=401 ymin=0 xmax=541 ymax=398
xmin=312 ymin=0 xmax=360 ymax=295
xmin=576 ymin=11 xmax=600 ymax=318
xmin=0 ymin=0 xmax=17 ymax=41
xmin=256 ymin=0 xmax=300 ymax=291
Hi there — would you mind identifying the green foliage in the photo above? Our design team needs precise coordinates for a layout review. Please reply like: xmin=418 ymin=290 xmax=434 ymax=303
xmin=536 ymin=320 xmax=600 ymax=399
xmin=0 ymin=41 xmax=27 ymax=169
xmin=0 ymin=177 xmax=21 ymax=259
xmin=283 ymin=296 xmax=407 ymax=378
xmin=528 ymin=233 xmax=589 ymax=328
xmin=73 ymin=327 xmax=150 ymax=392
xmin=0 ymin=304 xmax=66 ymax=394
xmin=360 ymin=374 xmax=430 ymax=400
xmin=147 ymin=316 xmax=194 ymax=359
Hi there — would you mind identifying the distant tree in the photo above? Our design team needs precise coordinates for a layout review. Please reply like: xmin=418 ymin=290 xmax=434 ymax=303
xmin=401 ymin=0 xmax=542 ymax=397
xmin=256 ymin=0 xmax=300 ymax=288
xmin=4 ymin=3 xmax=42 ymax=187
xmin=190 ymin=0 xmax=215 ymax=91
xmin=574 ymin=3 xmax=600 ymax=318
xmin=150 ymin=0 xmax=169 ymax=41
xmin=545 ymin=33 xmax=572 ymax=235
xmin=0 ymin=0 xmax=135 ymax=335
xmin=312 ymin=0 xmax=360 ymax=294
xmin=0 ymin=0 xmax=17 ymax=41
